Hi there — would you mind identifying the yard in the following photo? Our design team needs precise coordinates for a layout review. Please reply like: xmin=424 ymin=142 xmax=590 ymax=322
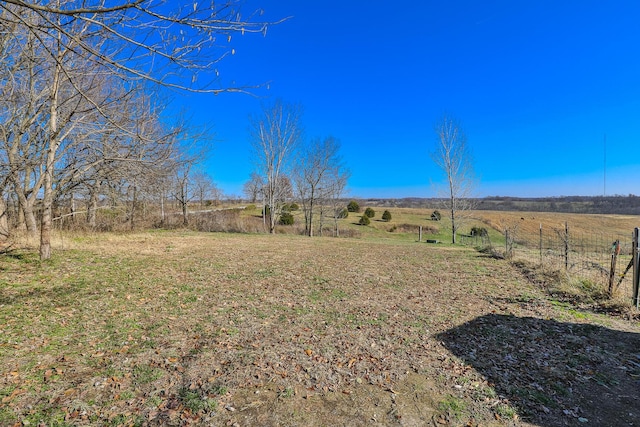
xmin=1 ymin=226 xmax=639 ymax=426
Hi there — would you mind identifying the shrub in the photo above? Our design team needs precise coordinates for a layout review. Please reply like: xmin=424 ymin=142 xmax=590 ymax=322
xmin=431 ymin=210 xmax=442 ymax=221
xmin=191 ymin=209 xmax=258 ymax=233
xmin=470 ymin=226 xmax=488 ymax=237
xmin=381 ymin=210 xmax=392 ymax=221
xmin=279 ymin=212 xmax=294 ymax=225
xmin=281 ymin=202 xmax=300 ymax=212
xmin=245 ymin=204 xmax=257 ymax=211
xmin=364 ymin=207 xmax=375 ymax=218
xmin=358 ymin=215 xmax=370 ymax=226
xmin=337 ymin=208 xmax=349 ymax=219
xmin=347 ymin=200 xmax=360 ymax=213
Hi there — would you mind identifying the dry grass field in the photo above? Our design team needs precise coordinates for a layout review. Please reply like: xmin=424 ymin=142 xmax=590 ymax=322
xmin=1 ymin=210 xmax=640 ymax=426
xmin=474 ymin=210 xmax=639 ymax=240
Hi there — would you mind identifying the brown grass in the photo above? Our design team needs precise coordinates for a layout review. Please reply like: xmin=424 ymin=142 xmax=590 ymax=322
xmin=475 ymin=210 xmax=639 ymax=237
xmin=1 ymin=227 xmax=639 ymax=426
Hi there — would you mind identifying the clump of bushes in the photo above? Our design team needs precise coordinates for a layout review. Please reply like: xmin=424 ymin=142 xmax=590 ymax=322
xmin=470 ymin=226 xmax=488 ymax=237
xmin=337 ymin=208 xmax=349 ymax=219
xmin=358 ymin=215 xmax=370 ymax=226
xmin=279 ymin=212 xmax=294 ymax=225
xmin=364 ymin=207 xmax=375 ymax=218
xmin=281 ymin=203 xmax=299 ymax=212
xmin=381 ymin=210 xmax=392 ymax=222
xmin=347 ymin=200 xmax=360 ymax=212
xmin=431 ymin=210 xmax=442 ymax=221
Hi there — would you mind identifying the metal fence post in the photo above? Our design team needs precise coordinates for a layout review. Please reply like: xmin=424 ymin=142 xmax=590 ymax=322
xmin=633 ymin=228 xmax=640 ymax=308
xmin=539 ymin=223 xmax=542 ymax=265
xmin=564 ymin=222 xmax=569 ymax=271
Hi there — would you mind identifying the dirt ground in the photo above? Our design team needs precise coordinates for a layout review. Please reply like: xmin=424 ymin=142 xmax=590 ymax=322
xmin=1 ymin=231 xmax=639 ymax=426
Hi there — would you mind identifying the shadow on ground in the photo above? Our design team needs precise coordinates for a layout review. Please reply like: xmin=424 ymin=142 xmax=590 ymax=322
xmin=437 ymin=314 xmax=640 ymax=427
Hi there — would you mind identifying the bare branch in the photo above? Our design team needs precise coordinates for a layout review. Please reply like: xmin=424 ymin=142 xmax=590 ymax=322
xmin=2 ymin=0 xmax=144 ymax=16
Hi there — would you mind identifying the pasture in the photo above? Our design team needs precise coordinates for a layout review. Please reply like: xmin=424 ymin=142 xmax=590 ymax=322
xmin=1 ymin=209 xmax=640 ymax=426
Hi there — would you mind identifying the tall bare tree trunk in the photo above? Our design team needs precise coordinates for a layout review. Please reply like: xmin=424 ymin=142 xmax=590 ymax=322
xmin=450 ymin=192 xmax=456 ymax=245
xmin=70 ymin=192 xmax=76 ymax=223
xmin=129 ymin=185 xmax=137 ymax=230
xmin=0 ymin=195 xmax=9 ymax=240
xmin=308 ymin=196 xmax=314 ymax=237
xmin=40 ymin=58 xmax=62 ymax=260
xmin=87 ymin=181 xmax=101 ymax=228
xmin=15 ymin=193 xmax=37 ymax=238
xmin=15 ymin=203 xmax=26 ymax=232
xmin=182 ymin=193 xmax=188 ymax=226
xmin=160 ymin=192 xmax=166 ymax=226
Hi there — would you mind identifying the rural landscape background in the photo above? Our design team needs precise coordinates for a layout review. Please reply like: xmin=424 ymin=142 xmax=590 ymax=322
xmin=2 ymin=198 xmax=640 ymax=426
xmin=1 ymin=1 xmax=640 ymax=426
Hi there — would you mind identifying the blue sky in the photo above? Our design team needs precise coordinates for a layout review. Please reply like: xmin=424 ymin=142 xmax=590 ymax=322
xmin=179 ymin=1 xmax=640 ymax=198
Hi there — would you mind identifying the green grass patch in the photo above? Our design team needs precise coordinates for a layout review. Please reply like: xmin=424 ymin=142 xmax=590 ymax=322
xmin=437 ymin=394 xmax=466 ymax=418
xmin=179 ymin=387 xmax=217 ymax=412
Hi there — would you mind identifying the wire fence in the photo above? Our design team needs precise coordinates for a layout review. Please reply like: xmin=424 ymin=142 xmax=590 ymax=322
xmin=463 ymin=223 xmax=637 ymax=299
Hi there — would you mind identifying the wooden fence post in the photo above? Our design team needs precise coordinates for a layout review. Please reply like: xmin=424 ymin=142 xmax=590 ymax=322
xmin=505 ymin=230 xmax=509 ymax=258
xmin=419 ymin=226 xmax=422 ymax=242
xmin=608 ymin=239 xmax=620 ymax=297
xmin=633 ymin=228 xmax=640 ymax=308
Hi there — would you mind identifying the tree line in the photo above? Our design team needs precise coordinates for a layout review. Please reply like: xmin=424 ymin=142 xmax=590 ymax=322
xmin=0 ymin=2 xmax=479 ymax=251
xmin=0 ymin=0 xmax=273 ymax=259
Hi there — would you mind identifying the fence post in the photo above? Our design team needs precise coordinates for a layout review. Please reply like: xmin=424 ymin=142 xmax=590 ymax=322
xmin=505 ymin=230 xmax=509 ymax=258
xmin=608 ymin=240 xmax=620 ymax=297
xmin=633 ymin=228 xmax=640 ymax=308
xmin=419 ymin=226 xmax=422 ymax=242
xmin=564 ymin=222 xmax=569 ymax=271
xmin=539 ymin=223 xmax=542 ymax=265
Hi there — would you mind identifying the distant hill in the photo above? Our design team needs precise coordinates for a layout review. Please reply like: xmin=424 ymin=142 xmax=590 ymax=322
xmin=356 ymin=195 xmax=640 ymax=215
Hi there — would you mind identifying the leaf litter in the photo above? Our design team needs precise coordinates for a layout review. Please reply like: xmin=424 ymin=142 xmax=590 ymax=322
xmin=0 ymin=231 xmax=638 ymax=426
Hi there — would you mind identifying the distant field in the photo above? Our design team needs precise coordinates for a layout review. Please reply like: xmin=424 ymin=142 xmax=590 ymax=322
xmin=1 ymin=223 xmax=640 ymax=426
xmin=474 ymin=210 xmax=639 ymax=238
xmin=320 ymin=206 xmax=640 ymax=247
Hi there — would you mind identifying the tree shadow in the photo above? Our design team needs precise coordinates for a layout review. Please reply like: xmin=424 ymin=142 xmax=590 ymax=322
xmin=436 ymin=314 xmax=640 ymax=426
xmin=0 ymin=280 xmax=85 ymax=306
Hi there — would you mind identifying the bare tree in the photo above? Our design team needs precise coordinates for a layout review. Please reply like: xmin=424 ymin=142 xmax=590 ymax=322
xmin=243 ymin=172 xmax=264 ymax=204
xmin=250 ymin=100 xmax=303 ymax=234
xmin=209 ymin=183 xmax=223 ymax=207
xmin=0 ymin=23 xmax=50 ymax=238
xmin=294 ymin=136 xmax=345 ymax=237
xmin=325 ymin=167 xmax=350 ymax=238
xmin=431 ymin=115 xmax=477 ymax=244
xmin=192 ymin=171 xmax=215 ymax=207
xmin=0 ymin=1 xmax=280 ymax=259
xmin=0 ymin=195 xmax=8 ymax=240
xmin=171 ymin=164 xmax=193 ymax=226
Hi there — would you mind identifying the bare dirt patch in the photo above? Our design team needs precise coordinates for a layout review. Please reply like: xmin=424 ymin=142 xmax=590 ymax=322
xmin=1 ymin=231 xmax=638 ymax=426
